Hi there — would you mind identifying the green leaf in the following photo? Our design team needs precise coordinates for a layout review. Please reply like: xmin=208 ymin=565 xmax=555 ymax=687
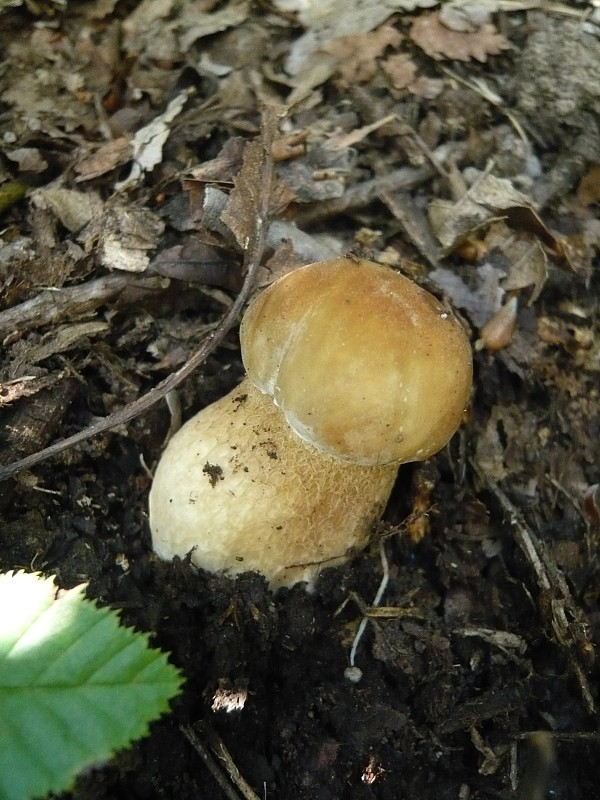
xmin=0 ymin=571 xmax=184 ymax=800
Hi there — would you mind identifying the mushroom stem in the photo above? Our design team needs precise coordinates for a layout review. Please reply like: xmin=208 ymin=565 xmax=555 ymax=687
xmin=149 ymin=377 xmax=398 ymax=589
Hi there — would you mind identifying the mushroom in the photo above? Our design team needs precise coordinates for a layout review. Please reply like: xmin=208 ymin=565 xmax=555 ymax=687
xmin=149 ymin=258 xmax=472 ymax=589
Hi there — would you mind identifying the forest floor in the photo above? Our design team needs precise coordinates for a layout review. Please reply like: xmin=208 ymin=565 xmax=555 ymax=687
xmin=1 ymin=2 xmax=600 ymax=799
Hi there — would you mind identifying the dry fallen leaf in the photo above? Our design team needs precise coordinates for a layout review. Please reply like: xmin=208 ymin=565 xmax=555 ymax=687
xmin=220 ymin=141 xmax=268 ymax=249
xmin=428 ymin=171 xmax=533 ymax=251
xmin=439 ymin=0 xmax=494 ymax=32
xmin=410 ymin=11 xmax=510 ymax=62
xmin=121 ymin=0 xmax=177 ymax=54
xmin=32 ymin=187 xmax=103 ymax=234
xmin=220 ymin=109 xmax=281 ymax=256
xmin=94 ymin=206 xmax=165 ymax=273
xmin=429 ymin=261 xmax=506 ymax=329
xmin=116 ymin=89 xmax=192 ymax=192
xmin=483 ymin=222 xmax=548 ymax=303
xmin=74 ymin=137 xmax=132 ymax=183
xmin=439 ymin=0 xmax=543 ymax=33
xmin=279 ymin=0 xmax=436 ymax=75
xmin=178 ymin=1 xmax=251 ymax=52
xmin=5 ymin=147 xmax=48 ymax=173
xmin=381 ymin=53 xmax=418 ymax=91
xmin=323 ymin=26 xmax=402 ymax=86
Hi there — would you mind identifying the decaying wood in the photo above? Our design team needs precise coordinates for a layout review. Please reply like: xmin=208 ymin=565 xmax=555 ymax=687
xmin=0 ymin=373 xmax=66 ymax=407
xmin=0 ymin=379 xmax=79 ymax=465
xmin=435 ymin=685 xmax=525 ymax=736
xmin=294 ymin=163 xmax=436 ymax=227
xmin=0 ymin=274 xmax=164 ymax=341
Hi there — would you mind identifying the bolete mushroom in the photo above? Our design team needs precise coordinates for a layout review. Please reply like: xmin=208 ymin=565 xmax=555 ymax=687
xmin=149 ymin=258 xmax=472 ymax=588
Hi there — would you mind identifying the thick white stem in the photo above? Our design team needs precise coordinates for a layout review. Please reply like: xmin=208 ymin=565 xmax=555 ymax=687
xmin=149 ymin=378 xmax=398 ymax=588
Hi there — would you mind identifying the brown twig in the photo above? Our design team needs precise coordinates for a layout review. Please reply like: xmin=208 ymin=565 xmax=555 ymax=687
xmin=180 ymin=724 xmax=244 ymax=800
xmin=485 ymin=479 xmax=595 ymax=714
xmin=181 ymin=721 xmax=263 ymax=800
xmin=0 ymin=107 xmax=279 ymax=482
xmin=294 ymin=164 xmax=436 ymax=227
xmin=200 ymin=721 xmax=263 ymax=800
xmin=0 ymin=274 xmax=163 ymax=341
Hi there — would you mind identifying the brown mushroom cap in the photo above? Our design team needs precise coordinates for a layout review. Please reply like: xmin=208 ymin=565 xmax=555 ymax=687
xmin=241 ymin=258 xmax=472 ymax=466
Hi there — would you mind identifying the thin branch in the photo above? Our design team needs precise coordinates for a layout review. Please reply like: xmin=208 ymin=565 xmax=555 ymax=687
xmin=180 ymin=725 xmax=243 ymax=800
xmin=0 ymin=107 xmax=278 ymax=482
xmin=485 ymin=479 xmax=595 ymax=714
xmin=294 ymin=164 xmax=436 ymax=227
xmin=200 ymin=721 xmax=263 ymax=800
xmin=0 ymin=273 xmax=163 ymax=340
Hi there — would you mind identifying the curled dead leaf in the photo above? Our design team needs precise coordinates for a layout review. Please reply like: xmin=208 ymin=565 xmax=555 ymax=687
xmin=411 ymin=11 xmax=510 ymax=62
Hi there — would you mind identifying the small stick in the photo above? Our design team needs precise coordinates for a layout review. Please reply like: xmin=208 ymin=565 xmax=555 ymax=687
xmin=486 ymin=479 xmax=595 ymax=714
xmin=0 ymin=107 xmax=279 ymax=482
xmin=180 ymin=724 xmax=242 ymax=800
xmin=0 ymin=274 xmax=162 ymax=340
xmin=199 ymin=721 xmax=263 ymax=800
xmin=295 ymin=164 xmax=436 ymax=227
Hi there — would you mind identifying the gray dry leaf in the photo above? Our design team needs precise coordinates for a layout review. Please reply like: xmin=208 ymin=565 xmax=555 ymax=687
xmin=122 ymin=0 xmax=250 ymax=59
xmin=178 ymin=1 xmax=251 ymax=52
xmin=32 ymin=187 xmax=103 ymax=234
xmin=275 ymin=0 xmax=436 ymax=25
xmin=490 ymin=227 xmax=548 ymax=303
xmin=276 ymin=137 xmax=356 ymax=202
xmin=438 ymin=0 xmax=542 ymax=32
xmin=429 ymin=197 xmax=500 ymax=250
xmin=277 ymin=0 xmax=436 ymax=75
xmin=266 ymin=220 xmax=342 ymax=267
xmin=410 ymin=11 xmax=510 ymax=62
xmin=122 ymin=0 xmax=176 ymax=52
xmin=438 ymin=0 xmax=544 ymax=32
xmin=116 ymin=89 xmax=192 ymax=192
xmin=428 ymin=172 xmax=533 ymax=251
xmin=75 ymin=137 xmax=133 ymax=183
xmin=95 ymin=207 xmax=165 ymax=273
xmin=439 ymin=0 xmax=495 ymax=31
xmin=2 ymin=69 xmax=95 ymax=137
xmin=0 ymin=0 xmax=65 ymax=10
xmin=5 ymin=147 xmax=48 ymax=173
xmin=429 ymin=262 xmax=505 ymax=329
xmin=220 ymin=139 xmax=268 ymax=253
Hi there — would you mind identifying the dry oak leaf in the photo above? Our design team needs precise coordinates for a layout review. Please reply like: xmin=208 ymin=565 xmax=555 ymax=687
xmin=410 ymin=11 xmax=510 ymax=62
xmin=323 ymin=25 xmax=403 ymax=85
xmin=381 ymin=52 xmax=418 ymax=90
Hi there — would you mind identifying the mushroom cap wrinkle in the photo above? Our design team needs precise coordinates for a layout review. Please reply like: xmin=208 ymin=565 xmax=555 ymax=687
xmin=149 ymin=257 xmax=472 ymax=588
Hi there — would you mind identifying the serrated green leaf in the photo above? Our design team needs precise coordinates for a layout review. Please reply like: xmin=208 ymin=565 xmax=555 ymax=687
xmin=0 ymin=571 xmax=184 ymax=800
